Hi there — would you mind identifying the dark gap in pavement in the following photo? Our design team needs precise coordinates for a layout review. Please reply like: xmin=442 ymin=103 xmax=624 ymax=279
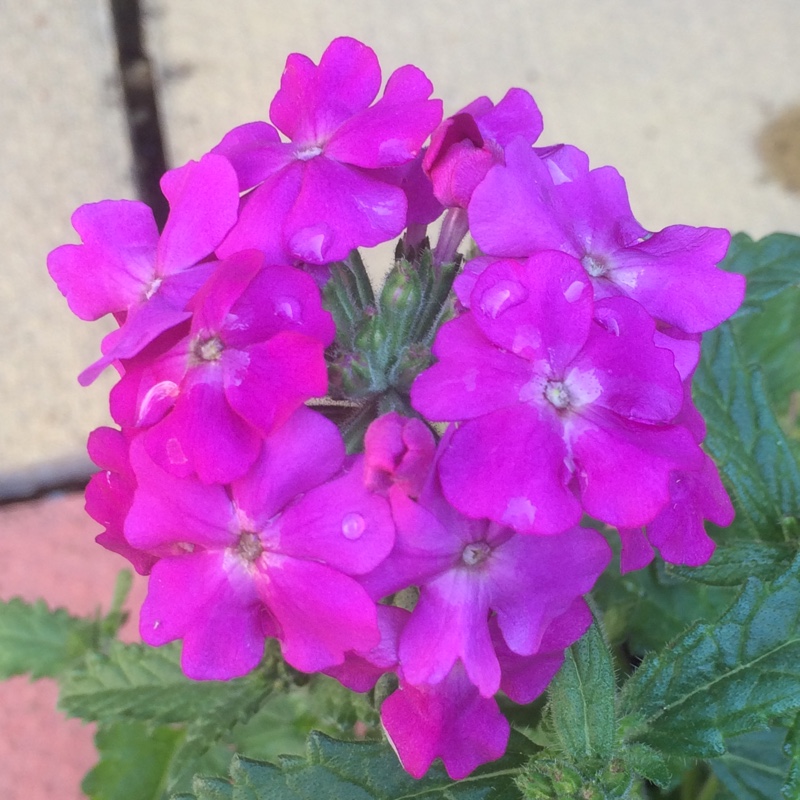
xmin=110 ymin=0 xmax=169 ymax=228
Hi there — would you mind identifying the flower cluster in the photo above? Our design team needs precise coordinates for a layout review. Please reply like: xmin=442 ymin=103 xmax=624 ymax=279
xmin=48 ymin=37 xmax=744 ymax=780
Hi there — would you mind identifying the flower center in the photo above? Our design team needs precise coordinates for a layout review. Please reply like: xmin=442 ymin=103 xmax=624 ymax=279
xmin=296 ymin=144 xmax=323 ymax=161
xmin=236 ymin=531 xmax=263 ymax=563
xmin=581 ymin=253 xmax=608 ymax=278
xmin=191 ymin=335 xmax=224 ymax=364
xmin=544 ymin=380 xmax=571 ymax=410
xmin=461 ymin=542 xmax=491 ymax=567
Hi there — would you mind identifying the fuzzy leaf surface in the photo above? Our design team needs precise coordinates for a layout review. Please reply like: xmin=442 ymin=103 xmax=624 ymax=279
xmin=547 ymin=620 xmax=615 ymax=770
xmin=693 ymin=322 xmax=800 ymax=538
xmin=0 ymin=597 xmax=99 ymax=679
xmin=669 ymin=540 xmax=798 ymax=587
xmin=621 ymin=556 xmax=800 ymax=758
xmin=179 ymin=730 xmax=525 ymax=799
xmin=59 ymin=641 xmax=273 ymax=727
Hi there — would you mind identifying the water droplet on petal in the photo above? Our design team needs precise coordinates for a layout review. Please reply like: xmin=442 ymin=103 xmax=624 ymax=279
xmin=563 ymin=280 xmax=586 ymax=303
xmin=478 ymin=279 xmax=528 ymax=319
xmin=275 ymin=296 xmax=302 ymax=322
xmin=341 ymin=512 xmax=366 ymax=540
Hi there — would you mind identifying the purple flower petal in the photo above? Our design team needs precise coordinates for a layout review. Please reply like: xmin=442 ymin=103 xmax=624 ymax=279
xmin=285 ymin=156 xmax=407 ymax=263
xmin=211 ymin=121 xmax=292 ymax=190
xmin=156 ymin=154 xmax=240 ymax=275
xmin=411 ymin=313 xmax=531 ymax=420
xmin=125 ymin=436 xmax=234 ymax=548
xmin=47 ymin=200 xmax=159 ymax=320
xmin=233 ymin=407 xmax=345 ymax=524
xmin=269 ymin=38 xmax=381 ymax=143
xmin=439 ymin=406 xmax=581 ymax=535
xmin=140 ymin=552 xmax=266 ymax=679
xmin=259 ymin=555 xmax=380 ymax=673
xmin=276 ymin=460 xmax=395 ymax=575
xmin=381 ymin=664 xmax=510 ymax=780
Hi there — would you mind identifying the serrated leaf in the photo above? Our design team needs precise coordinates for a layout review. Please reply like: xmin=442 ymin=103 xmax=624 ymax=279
xmin=547 ymin=620 xmax=615 ymax=770
xmin=178 ymin=731 xmax=524 ymax=800
xmin=186 ymin=777 xmax=234 ymax=800
xmin=710 ymin=727 xmax=790 ymax=800
xmin=620 ymin=555 xmax=800 ymax=758
xmin=83 ymin=721 xmax=183 ymax=800
xmin=722 ymin=232 xmax=800 ymax=308
xmin=0 ymin=597 xmax=98 ymax=679
xmin=594 ymin=560 xmax=735 ymax=656
xmin=59 ymin=641 xmax=273 ymax=727
xmin=620 ymin=744 xmax=674 ymax=788
xmin=669 ymin=540 xmax=798 ymax=586
xmin=693 ymin=322 xmax=800 ymax=538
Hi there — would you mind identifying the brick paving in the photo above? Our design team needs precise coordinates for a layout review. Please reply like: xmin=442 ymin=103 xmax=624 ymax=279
xmin=0 ymin=493 xmax=147 ymax=799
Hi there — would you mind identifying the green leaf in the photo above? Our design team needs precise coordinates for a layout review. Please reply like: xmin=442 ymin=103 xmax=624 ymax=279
xmin=710 ymin=727 xmax=790 ymax=800
xmin=724 ymin=232 xmax=800 ymax=422
xmin=620 ymin=555 xmax=800 ymax=758
xmin=178 ymin=731 xmax=524 ymax=800
xmin=547 ymin=620 xmax=615 ymax=771
xmin=619 ymin=744 xmax=674 ymax=789
xmin=722 ymin=232 xmax=800 ymax=309
xmin=0 ymin=597 xmax=98 ymax=679
xmin=668 ymin=540 xmax=798 ymax=586
xmin=594 ymin=560 xmax=735 ymax=656
xmin=783 ymin=715 xmax=800 ymax=800
xmin=83 ymin=722 xmax=183 ymax=800
xmin=59 ymin=641 xmax=274 ymax=727
xmin=693 ymin=322 xmax=800 ymax=538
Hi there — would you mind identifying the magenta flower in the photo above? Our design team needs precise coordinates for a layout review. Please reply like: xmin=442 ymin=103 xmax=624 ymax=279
xmin=213 ymin=37 xmax=443 ymax=264
xmin=47 ymin=154 xmax=240 ymax=385
xmin=363 ymin=412 xmax=436 ymax=498
xmin=380 ymin=600 xmax=594 ymax=780
xmin=423 ymin=88 xmax=542 ymax=209
xmin=124 ymin=407 xmax=395 ymax=679
xmin=111 ymin=249 xmax=335 ymax=484
xmin=381 ymin=662 xmax=510 ymax=780
xmin=84 ymin=426 xmax=157 ymax=576
xmin=468 ymin=139 xmax=745 ymax=334
xmin=412 ymin=252 xmax=702 ymax=533
xmin=618 ymin=453 xmax=734 ymax=572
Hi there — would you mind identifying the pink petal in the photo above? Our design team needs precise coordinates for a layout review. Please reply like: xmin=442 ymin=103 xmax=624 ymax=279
xmin=125 ymin=436 xmax=234 ymax=549
xmin=140 ymin=552 xmax=267 ymax=679
xmin=325 ymin=64 xmax=441 ymax=168
xmin=439 ymin=406 xmax=581 ymax=535
xmin=223 ymin=332 xmax=328 ymax=435
xmin=399 ymin=568 xmax=499 ymax=697
xmin=411 ymin=313 xmax=531 ymax=421
xmin=381 ymin=665 xmax=510 ymax=780
xmin=47 ymin=200 xmax=159 ymax=320
xmin=285 ymin=156 xmax=407 ymax=263
xmin=618 ymin=527 xmax=656 ymax=573
xmin=470 ymin=253 xmax=593 ymax=369
xmin=157 ymin=154 xmax=240 ymax=274
xmin=215 ymin=165 xmax=301 ymax=263
xmin=259 ymin=555 xmax=380 ymax=673
xmin=143 ymin=375 xmax=262 ymax=484
xmin=233 ymin=407 xmax=345 ymax=523
xmin=270 ymin=38 xmax=381 ymax=143
xmin=570 ymin=410 xmax=703 ymax=528
xmin=211 ymin=121 xmax=292 ymax=190
xmin=276 ymin=460 xmax=395 ymax=575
